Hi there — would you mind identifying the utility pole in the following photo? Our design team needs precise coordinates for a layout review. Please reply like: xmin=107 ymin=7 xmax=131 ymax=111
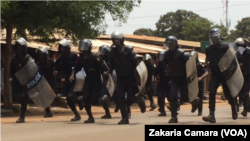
xmin=221 ymin=0 xmax=231 ymax=29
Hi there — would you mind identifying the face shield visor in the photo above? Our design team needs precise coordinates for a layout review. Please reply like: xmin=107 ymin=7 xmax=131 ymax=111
xmin=78 ymin=42 xmax=91 ymax=52
xmin=98 ymin=47 xmax=107 ymax=56
xmin=163 ymin=41 xmax=176 ymax=50
xmin=209 ymin=32 xmax=221 ymax=45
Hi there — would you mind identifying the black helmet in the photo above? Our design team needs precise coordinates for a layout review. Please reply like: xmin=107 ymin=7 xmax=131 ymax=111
xmin=163 ymin=36 xmax=178 ymax=50
xmin=58 ymin=38 xmax=71 ymax=52
xmin=98 ymin=45 xmax=110 ymax=56
xmin=15 ymin=37 xmax=27 ymax=53
xmin=209 ymin=28 xmax=221 ymax=45
xmin=78 ymin=39 xmax=92 ymax=52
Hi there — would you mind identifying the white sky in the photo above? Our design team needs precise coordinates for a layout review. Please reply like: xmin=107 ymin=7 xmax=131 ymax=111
xmin=104 ymin=0 xmax=250 ymax=35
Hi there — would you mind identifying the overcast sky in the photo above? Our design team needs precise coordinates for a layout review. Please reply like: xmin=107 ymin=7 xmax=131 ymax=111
xmin=104 ymin=0 xmax=250 ymax=35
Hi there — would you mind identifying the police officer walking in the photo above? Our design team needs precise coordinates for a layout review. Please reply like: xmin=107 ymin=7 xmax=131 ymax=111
xmin=143 ymin=54 xmax=157 ymax=111
xmin=36 ymin=47 xmax=55 ymax=118
xmin=9 ymin=38 xmax=32 ymax=123
xmin=154 ymin=50 xmax=171 ymax=116
xmin=235 ymin=37 xmax=250 ymax=117
xmin=98 ymin=45 xmax=119 ymax=118
xmin=202 ymin=28 xmax=238 ymax=123
xmin=104 ymin=31 xmax=146 ymax=124
xmin=163 ymin=36 xmax=199 ymax=123
xmin=70 ymin=39 xmax=104 ymax=123
xmin=191 ymin=52 xmax=208 ymax=116
xmin=54 ymin=39 xmax=82 ymax=121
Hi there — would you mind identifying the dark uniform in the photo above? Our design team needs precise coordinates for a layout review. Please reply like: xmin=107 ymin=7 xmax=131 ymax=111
xmin=191 ymin=53 xmax=207 ymax=116
xmin=143 ymin=54 xmax=156 ymax=111
xmin=10 ymin=38 xmax=52 ymax=123
xmin=98 ymin=45 xmax=120 ymax=118
xmin=36 ymin=47 xmax=55 ymax=117
xmin=71 ymin=39 xmax=104 ymax=123
xmin=202 ymin=28 xmax=238 ymax=123
xmin=108 ymin=31 xmax=146 ymax=124
xmin=163 ymin=36 xmax=199 ymax=123
xmin=54 ymin=39 xmax=81 ymax=121
xmin=154 ymin=51 xmax=171 ymax=116
xmin=235 ymin=37 xmax=250 ymax=116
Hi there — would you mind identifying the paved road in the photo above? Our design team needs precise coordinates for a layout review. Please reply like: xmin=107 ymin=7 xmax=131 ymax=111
xmin=1 ymin=105 xmax=249 ymax=141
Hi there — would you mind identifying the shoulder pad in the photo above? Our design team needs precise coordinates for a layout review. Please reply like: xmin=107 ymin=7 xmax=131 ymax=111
xmin=174 ymin=48 xmax=184 ymax=58
xmin=183 ymin=52 xmax=190 ymax=61
xmin=123 ymin=45 xmax=133 ymax=55
xmin=246 ymin=47 xmax=250 ymax=54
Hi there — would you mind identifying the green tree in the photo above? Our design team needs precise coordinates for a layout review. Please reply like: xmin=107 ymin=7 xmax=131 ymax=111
xmin=133 ymin=28 xmax=155 ymax=36
xmin=227 ymin=17 xmax=250 ymax=41
xmin=1 ymin=1 xmax=141 ymax=108
xmin=181 ymin=17 xmax=213 ymax=41
xmin=155 ymin=9 xmax=200 ymax=39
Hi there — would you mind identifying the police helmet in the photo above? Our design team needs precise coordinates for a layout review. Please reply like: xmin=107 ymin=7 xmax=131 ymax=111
xmin=37 ymin=46 xmax=49 ymax=55
xmin=78 ymin=39 xmax=92 ymax=52
xmin=110 ymin=31 xmax=125 ymax=45
xmin=163 ymin=36 xmax=178 ymax=50
xmin=234 ymin=38 xmax=245 ymax=46
xmin=98 ymin=45 xmax=110 ymax=56
xmin=15 ymin=37 xmax=27 ymax=53
xmin=209 ymin=28 xmax=221 ymax=45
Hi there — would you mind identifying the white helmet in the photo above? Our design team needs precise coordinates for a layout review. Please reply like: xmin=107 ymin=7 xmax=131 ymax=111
xmin=235 ymin=38 xmax=245 ymax=46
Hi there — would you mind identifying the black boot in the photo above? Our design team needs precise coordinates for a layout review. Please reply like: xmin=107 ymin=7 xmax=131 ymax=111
xmin=168 ymin=101 xmax=178 ymax=123
xmin=241 ymin=109 xmax=248 ymax=117
xmin=149 ymin=102 xmax=157 ymax=111
xmin=71 ymin=111 xmax=81 ymax=121
xmin=191 ymin=97 xmax=199 ymax=113
xmin=231 ymin=105 xmax=238 ymax=120
xmin=202 ymin=110 xmax=216 ymax=123
xmin=16 ymin=116 xmax=25 ymax=123
xmin=44 ymin=107 xmax=53 ymax=118
xmin=197 ymin=99 xmax=203 ymax=116
xmin=118 ymin=100 xmax=129 ymax=124
xmin=84 ymin=108 xmax=95 ymax=123
xmin=158 ymin=112 xmax=166 ymax=116
xmin=118 ymin=118 xmax=129 ymax=124
xmin=136 ymin=97 xmax=146 ymax=113
xmin=101 ymin=96 xmax=112 ymax=119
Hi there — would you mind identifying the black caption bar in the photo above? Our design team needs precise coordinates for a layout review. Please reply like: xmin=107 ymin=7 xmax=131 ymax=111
xmin=145 ymin=125 xmax=250 ymax=140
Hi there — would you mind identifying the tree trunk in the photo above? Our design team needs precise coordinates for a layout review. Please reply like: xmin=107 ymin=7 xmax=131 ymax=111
xmin=3 ymin=24 xmax=13 ymax=108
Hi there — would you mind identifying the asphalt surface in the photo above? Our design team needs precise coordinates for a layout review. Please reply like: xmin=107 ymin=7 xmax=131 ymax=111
xmin=1 ymin=104 xmax=250 ymax=141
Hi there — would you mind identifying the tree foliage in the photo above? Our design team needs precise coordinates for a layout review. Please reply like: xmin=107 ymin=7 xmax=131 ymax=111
xmin=227 ymin=17 xmax=250 ymax=41
xmin=133 ymin=28 xmax=155 ymax=36
xmin=181 ymin=17 xmax=213 ymax=41
xmin=154 ymin=9 xmax=200 ymax=39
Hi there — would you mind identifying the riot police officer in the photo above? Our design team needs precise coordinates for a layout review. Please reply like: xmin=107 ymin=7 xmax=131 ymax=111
xmin=191 ymin=52 xmax=208 ymax=116
xmin=98 ymin=45 xmax=119 ymax=118
xmin=143 ymin=54 xmax=157 ymax=111
xmin=202 ymin=28 xmax=238 ymax=123
xmin=36 ymin=47 xmax=55 ymax=118
xmin=163 ymin=36 xmax=199 ymax=123
xmin=54 ymin=39 xmax=82 ymax=121
xmin=9 ymin=38 xmax=32 ymax=123
xmin=70 ymin=39 xmax=104 ymax=123
xmin=154 ymin=50 xmax=171 ymax=116
xmin=235 ymin=37 xmax=250 ymax=117
xmin=104 ymin=31 xmax=146 ymax=124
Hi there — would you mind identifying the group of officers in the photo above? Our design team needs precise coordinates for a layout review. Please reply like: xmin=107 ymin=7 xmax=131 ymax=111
xmin=9 ymin=27 xmax=250 ymax=124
